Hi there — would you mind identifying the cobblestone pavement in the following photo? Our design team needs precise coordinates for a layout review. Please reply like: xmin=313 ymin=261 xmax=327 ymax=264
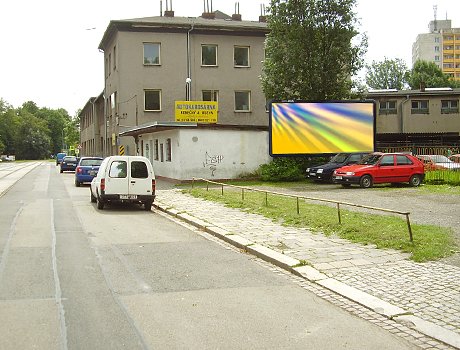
xmin=155 ymin=187 xmax=460 ymax=348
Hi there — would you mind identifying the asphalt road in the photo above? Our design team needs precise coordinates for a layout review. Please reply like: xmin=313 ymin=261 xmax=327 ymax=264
xmin=0 ymin=162 xmax=419 ymax=349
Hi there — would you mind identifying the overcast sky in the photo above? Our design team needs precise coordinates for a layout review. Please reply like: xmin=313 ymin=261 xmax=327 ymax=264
xmin=0 ymin=0 xmax=457 ymax=116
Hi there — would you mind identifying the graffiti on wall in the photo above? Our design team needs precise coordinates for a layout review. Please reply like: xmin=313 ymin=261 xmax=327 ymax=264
xmin=203 ymin=152 xmax=224 ymax=176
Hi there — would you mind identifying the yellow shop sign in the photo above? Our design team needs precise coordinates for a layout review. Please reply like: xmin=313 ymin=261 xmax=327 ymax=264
xmin=175 ymin=101 xmax=218 ymax=123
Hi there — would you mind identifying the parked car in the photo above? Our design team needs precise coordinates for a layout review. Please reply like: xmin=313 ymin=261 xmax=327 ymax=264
xmin=60 ymin=156 xmax=78 ymax=173
xmin=448 ymin=154 xmax=460 ymax=164
xmin=75 ymin=157 xmax=104 ymax=187
xmin=332 ymin=152 xmax=425 ymax=188
xmin=56 ymin=153 xmax=67 ymax=166
xmin=306 ymin=152 xmax=371 ymax=183
xmin=416 ymin=155 xmax=460 ymax=171
xmin=90 ymin=156 xmax=156 ymax=210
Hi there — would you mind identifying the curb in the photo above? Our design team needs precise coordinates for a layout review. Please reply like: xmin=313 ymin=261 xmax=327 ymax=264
xmin=153 ymin=200 xmax=460 ymax=349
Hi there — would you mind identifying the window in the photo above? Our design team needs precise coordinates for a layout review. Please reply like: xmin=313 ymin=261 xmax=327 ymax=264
xmin=108 ymin=53 xmax=111 ymax=75
xmin=234 ymin=46 xmax=249 ymax=67
xmin=441 ymin=100 xmax=459 ymax=114
xmin=109 ymin=161 xmax=127 ymax=178
xmin=396 ymin=155 xmax=413 ymax=165
xmin=444 ymin=55 xmax=453 ymax=60
xmin=131 ymin=161 xmax=148 ymax=178
xmin=435 ymin=46 xmax=440 ymax=52
xmin=113 ymin=46 xmax=116 ymax=69
xmin=144 ymin=43 xmax=160 ymax=65
xmin=144 ymin=90 xmax=161 ymax=111
xmin=435 ymin=56 xmax=440 ymax=61
xmin=444 ymin=36 xmax=453 ymax=41
xmin=379 ymin=155 xmax=394 ymax=166
xmin=443 ymin=64 xmax=453 ymax=69
xmin=435 ymin=37 xmax=440 ymax=42
xmin=166 ymin=138 xmax=172 ymax=162
xmin=235 ymin=91 xmax=250 ymax=111
xmin=160 ymin=143 xmax=164 ymax=162
xmin=444 ymin=46 xmax=453 ymax=50
xmin=411 ymin=100 xmax=429 ymax=114
xmin=379 ymin=101 xmax=397 ymax=115
xmin=202 ymin=90 xmax=218 ymax=102
xmin=154 ymin=139 xmax=159 ymax=160
xmin=202 ymin=45 xmax=217 ymax=66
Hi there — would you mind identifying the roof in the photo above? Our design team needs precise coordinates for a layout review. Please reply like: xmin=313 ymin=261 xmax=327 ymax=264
xmin=99 ymin=15 xmax=269 ymax=51
xmin=366 ymin=88 xmax=460 ymax=98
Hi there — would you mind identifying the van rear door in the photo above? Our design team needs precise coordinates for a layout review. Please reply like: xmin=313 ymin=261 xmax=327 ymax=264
xmin=105 ymin=158 xmax=130 ymax=196
xmin=128 ymin=159 xmax=153 ymax=196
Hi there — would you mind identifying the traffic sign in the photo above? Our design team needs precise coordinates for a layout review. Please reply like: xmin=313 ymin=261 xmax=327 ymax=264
xmin=77 ymin=143 xmax=83 ymax=149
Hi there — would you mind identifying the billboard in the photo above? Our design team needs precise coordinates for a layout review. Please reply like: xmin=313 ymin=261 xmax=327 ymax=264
xmin=269 ymin=100 xmax=375 ymax=156
xmin=175 ymin=101 xmax=218 ymax=123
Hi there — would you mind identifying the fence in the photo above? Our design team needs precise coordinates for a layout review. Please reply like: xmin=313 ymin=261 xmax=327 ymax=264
xmin=192 ymin=178 xmax=414 ymax=242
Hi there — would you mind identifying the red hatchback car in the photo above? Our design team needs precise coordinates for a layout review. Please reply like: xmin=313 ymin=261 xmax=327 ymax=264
xmin=332 ymin=153 xmax=425 ymax=188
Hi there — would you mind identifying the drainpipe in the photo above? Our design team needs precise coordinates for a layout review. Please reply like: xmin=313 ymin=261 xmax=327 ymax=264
xmin=186 ymin=24 xmax=194 ymax=101
xmin=401 ymin=95 xmax=410 ymax=134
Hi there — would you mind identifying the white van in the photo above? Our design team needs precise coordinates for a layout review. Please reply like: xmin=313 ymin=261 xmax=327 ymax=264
xmin=90 ymin=156 xmax=156 ymax=210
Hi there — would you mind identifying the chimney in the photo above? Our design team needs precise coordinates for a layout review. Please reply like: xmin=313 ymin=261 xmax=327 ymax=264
xmin=164 ymin=10 xmax=174 ymax=17
xmin=232 ymin=14 xmax=242 ymax=21
xmin=420 ymin=82 xmax=426 ymax=92
xmin=259 ymin=15 xmax=267 ymax=22
xmin=202 ymin=12 xmax=216 ymax=19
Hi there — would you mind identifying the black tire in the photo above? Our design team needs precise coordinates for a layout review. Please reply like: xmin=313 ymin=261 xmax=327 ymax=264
xmin=96 ymin=194 xmax=104 ymax=209
xmin=359 ymin=175 xmax=373 ymax=188
xmin=409 ymin=174 xmax=421 ymax=187
xmin=144 ymin=200 xmax=153 ymax=211
xmin=90 ymin=190 xmax=97 ymax=203
xmin=75 ymin=179 xmax=81 ymax=187
xmin=60 ymin=167 xmax=63 ymax=173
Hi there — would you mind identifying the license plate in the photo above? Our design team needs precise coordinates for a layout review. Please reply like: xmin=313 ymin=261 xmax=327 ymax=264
xmin=335 ymin=175 xmax=342 ymax=180
xmin=89 ymin=170 xmax=98 ymax=176
xmin=120 ymin=195 xmax=137 ymax=199
xmin=309 ymin=173 xmax=316 ymax=176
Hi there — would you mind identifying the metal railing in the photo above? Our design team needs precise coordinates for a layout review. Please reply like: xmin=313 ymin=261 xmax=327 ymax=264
xmin=192 ymin=178 xmax=414 ymax=241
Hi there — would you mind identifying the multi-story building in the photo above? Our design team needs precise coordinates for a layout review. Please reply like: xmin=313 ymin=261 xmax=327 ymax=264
xmin=412 ymin=19 xmax=460 ymax=80
xmin=79 ymin=11 xmax=271 ymax=181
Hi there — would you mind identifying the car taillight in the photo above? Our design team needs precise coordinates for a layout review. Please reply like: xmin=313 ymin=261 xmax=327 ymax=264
xmin=152 ymin=179 xmax=156 ymax=192
xmin=77 ymin=167 xmax=82 ymax=173
xmin=101 ymin=178 xmax=105 ymax=191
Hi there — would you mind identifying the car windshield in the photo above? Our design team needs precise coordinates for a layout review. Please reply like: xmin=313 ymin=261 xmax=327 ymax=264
xmin=80 ymin=159 xmax=103 ymax=166
xmin=359 ymin=154 xmax=382 ymax=165
xmin=64 ymin=156 xmax=77 ymax=162
xmin=431 ymin=155 xmax=452 ymax=163
xmin=329 ymin=153 xmax=349 ymax=163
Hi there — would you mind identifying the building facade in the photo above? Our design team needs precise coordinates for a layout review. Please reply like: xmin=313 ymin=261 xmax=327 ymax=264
xmin=412 ymin=19 xmax=460 ymax=80
xmin=79 ymin=12 xmax=272 ymax=181
xmin=367 ymin=88 xmax=460 ymax=146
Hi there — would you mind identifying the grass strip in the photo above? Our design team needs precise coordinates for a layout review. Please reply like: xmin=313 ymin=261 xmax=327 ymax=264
xmin=184 ymin=187 xmax=457 ymax=263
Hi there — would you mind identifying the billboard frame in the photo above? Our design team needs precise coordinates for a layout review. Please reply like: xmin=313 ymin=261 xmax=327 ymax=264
xmin=268 ymin=99 xmax=376 ymax=157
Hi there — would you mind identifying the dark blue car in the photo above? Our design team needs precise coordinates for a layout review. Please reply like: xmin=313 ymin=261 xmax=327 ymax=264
xmin=60 ymin=156 xmax=79 ymax=173
xmin=75 ymin=157 xmax=103 ymax=187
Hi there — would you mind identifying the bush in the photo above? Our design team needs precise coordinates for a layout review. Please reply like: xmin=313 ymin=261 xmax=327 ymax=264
xmin=259 ymin=156 xmax=328 ymax=182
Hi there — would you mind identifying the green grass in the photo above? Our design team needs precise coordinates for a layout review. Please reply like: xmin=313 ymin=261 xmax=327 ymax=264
xmin=184 ymin=187 xmax=457 ymax=263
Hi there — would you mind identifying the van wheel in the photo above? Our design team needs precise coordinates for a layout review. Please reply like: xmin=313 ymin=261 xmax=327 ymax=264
xmin=97 ymin=195 xmax=104 ymax=209
xmin=90 ymin=190 xmax=97 ymax=203
xmin=409 ymin=174 xmax=421 ymax=187
xmin=360 ymin=175 xmax=373 ymax=188
xmin=144 ymin=200 xmax=153 ymax=211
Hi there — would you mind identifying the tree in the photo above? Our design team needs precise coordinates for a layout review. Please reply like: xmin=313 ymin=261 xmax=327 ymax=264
xmin=365 ymin=57 xmax=408 ymax=90
xmin=261 ymin=0 xmax=367 ymax=101
xmin=0 ymin=99 xmax=21 ymax=155
xmin=406 ymin=60 xmax=460 ymax=89
xmin=14 ymin=111 xmax=51 ymax=160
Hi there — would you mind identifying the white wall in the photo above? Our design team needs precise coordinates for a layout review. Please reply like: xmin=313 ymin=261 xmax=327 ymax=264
xmin=141 ymin=128 xmax=271 ymax=181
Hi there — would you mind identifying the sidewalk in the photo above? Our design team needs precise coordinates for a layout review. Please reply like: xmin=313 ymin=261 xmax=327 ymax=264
xmin=154 ymin=187 xmax=460 ymax=349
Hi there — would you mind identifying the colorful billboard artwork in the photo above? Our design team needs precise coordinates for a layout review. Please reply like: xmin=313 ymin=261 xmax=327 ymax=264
xmin=269 ymin=100 xmax=375 ymax=156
